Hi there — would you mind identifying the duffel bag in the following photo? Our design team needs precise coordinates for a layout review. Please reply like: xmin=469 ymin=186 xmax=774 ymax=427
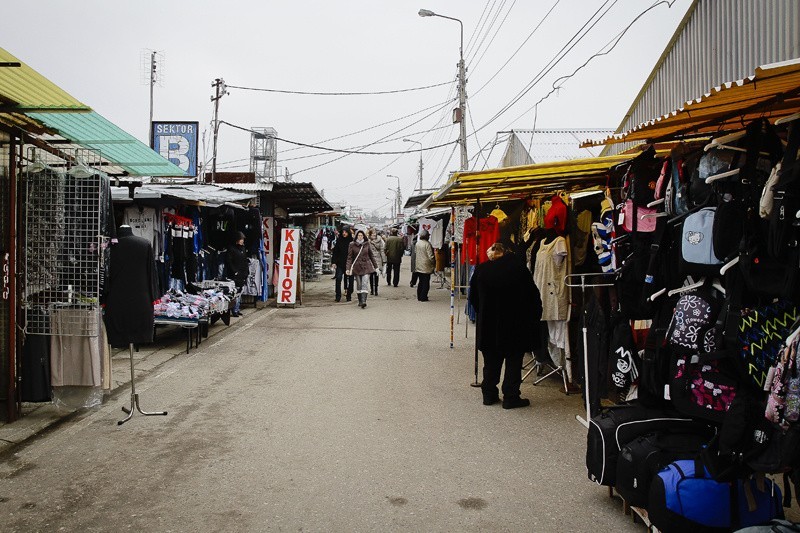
xmin=586 ymin=403 xmax=711 ymax=486
xmin=648 ymin=459 xmax=783 ymax=533
xmin=615 ymin=429 xmax=715 ymax=508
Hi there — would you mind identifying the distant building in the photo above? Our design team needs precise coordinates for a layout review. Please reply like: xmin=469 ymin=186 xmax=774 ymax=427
xmin=604 ymin=0 xmax=800 ymax=155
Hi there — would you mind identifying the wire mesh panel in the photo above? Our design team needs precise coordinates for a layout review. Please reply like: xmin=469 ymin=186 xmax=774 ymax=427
xmin=23 ymin=148 xmax=106 ymax=337
xmin=0 ymin=144 xmax=11 ymax=412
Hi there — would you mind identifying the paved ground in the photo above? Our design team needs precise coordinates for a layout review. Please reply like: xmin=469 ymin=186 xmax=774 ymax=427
xmin=0 ymin=266 xmax=643 ymax=532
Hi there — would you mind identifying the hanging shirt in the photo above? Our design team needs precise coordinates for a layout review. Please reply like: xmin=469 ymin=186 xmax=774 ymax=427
xmin=462 ymin=215 xmax=500 ymax=265
xmin=430 ymin=221 xmax=445 ymax=249
xmin=533 ymin=236 xmax=569 ymax=321
xmin=123 ymin=206 xmax=159 ymax=256
xmin=321 ymin=235 xmax=329 ymax=252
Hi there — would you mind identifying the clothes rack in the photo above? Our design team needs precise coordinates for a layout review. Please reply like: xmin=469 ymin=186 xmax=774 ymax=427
xmin=565 ymin=271 xmax=617 ymax=429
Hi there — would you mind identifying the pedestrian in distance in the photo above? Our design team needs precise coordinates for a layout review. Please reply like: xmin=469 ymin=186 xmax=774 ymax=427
xmin=410 ymin=230 xmax=419 ymax=288
xmin=384 ymin=227 xmax=404 ymax=288
xmin=225 ymin=231 xmax=249 ymax=317
xmin=414 ymin=229 xmax=435 ymax=302
xmin=468 ymin=242 xmax=542 ymax=409
xmin=331 ymin=226 xmax=354 ymax=302
xmin=367 ymin=228 xmax=386 ymax=296
xmin=346 ymin=229 xmax=379 ymax=308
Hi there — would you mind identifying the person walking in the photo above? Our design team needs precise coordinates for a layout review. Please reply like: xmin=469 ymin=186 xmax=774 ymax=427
xmin=367 ymin=228 xmax=386 ymax=296
xmin=384 ymin=227 xmax=404 ymax=288
xmin=346 ymin=229 xmax=379 ymax=308
xmin=225 ymin=231 xmax=249 ymax=317
xmin=409 ymin=231 xmax=419 ymax=288
xmin=414 ymin=229 xmax=435 ymax=302
xmin=331 ymin=226 xmax=354 ymax=302
xmin=468 ymin=242 xmax=542 ymax=409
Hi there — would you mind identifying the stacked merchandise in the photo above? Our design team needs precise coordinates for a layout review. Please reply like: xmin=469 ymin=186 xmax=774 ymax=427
xmin=585 ymin=118 xmax=800 ymax=532
xmin=153 ymin=288 xmax=230 ymax=320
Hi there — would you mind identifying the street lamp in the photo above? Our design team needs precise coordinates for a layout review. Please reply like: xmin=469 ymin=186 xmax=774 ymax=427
xmin=387 ymin=174 xmax=401 ymax=223
xmin=403 ymin=138 xmax=424 ymax=194
xmin=419 ymin=8 xmax=467 ymax=170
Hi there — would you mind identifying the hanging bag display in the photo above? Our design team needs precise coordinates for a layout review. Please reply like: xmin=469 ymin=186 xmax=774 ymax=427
xmin=669 ymin=350 xmax=741 ymax=424
xmin=667 ymin=285 xmax=724 ymax=354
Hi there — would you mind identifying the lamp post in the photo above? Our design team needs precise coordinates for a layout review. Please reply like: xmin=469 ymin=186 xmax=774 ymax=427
xmin=403 ymin=138 xmax=424 ymax=193
xmin=419 ymin=8 xmax=467 ymax=171
xmin=387 ymin=174 xmax=401 ymax=223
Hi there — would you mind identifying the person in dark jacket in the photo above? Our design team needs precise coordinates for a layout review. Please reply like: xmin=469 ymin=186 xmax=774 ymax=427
xmin=226 ymin=231 xmax=249 ymax=317
xmin=468 ymin=242 xmax=542 ymax=409
xmin=346 ymin=229 xmax=379 ymax=308
xmin=384 ymin=228 xmax=405 ymax=287
xmin=331 ymin=227 xmax=354 ymax=302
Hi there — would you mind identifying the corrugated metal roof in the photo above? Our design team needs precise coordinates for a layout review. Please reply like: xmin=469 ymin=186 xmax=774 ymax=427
xmin=0 ymin=47 xmax=89 ymax=111
xmin=605 ymin=0 xmax=800 ymax=155
xmin=585 ymin=59 xmax=800 ymax=147
xmin=111 ymin=184 xmax=256 ymax=205
xmin=28 ymin=111 xmax=185 ymax=177
xmin=220 ymin=181 xmax=332 ymax=214
xmin=428 ymin=152 xmax=657 ymax=207
xmin=482 ymin=129 xmax=614 ymax=169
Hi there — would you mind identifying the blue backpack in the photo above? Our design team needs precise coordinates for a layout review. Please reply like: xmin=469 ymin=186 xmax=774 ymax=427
xmin=648 ymin=459 xmax=783 ymax=533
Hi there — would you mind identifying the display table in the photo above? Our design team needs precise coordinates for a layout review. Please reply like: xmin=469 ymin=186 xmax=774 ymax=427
xmin=153 ymin=317 xmax=201 ymax=354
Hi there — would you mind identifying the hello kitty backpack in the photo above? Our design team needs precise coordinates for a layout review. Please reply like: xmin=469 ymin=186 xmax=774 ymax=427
xmin=681 ymin=207 xmax=723 ymax=275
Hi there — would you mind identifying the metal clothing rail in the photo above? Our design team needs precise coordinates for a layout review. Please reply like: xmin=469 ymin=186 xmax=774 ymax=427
xmin=565 ymin=271 xmax=617 ymax=429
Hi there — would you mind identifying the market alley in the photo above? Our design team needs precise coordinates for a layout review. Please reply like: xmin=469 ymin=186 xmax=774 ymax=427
xmin=0 ymin=271 xmax=637 ymax=532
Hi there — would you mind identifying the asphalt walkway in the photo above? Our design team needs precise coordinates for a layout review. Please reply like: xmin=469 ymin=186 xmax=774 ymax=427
xmin=0 ymin=267 xmax=641 ymax=532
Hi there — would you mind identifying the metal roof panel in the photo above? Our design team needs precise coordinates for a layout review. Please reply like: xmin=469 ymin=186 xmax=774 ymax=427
xmin=0 ymin=47 xmax=89 ymax=111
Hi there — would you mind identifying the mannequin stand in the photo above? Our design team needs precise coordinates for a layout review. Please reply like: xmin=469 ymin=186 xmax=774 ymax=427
xmin=522 ymin=354 xmax=570 ymax=392
xmin=118 ymin=343 xmax=168 ymax=425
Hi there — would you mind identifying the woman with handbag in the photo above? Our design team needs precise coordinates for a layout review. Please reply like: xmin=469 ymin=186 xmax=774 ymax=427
xmin=367 ymin=228 xmax=386 ymax=296
xmin=346 ymin=229 xmax=379 ymax=308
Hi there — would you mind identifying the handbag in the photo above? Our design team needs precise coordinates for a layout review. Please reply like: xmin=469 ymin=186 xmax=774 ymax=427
xmin=346 ymin=245 xmax=364 ymax=276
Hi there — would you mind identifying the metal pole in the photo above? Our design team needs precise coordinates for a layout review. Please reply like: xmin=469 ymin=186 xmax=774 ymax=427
xmin=450 ymin=206 xmax=455 ymax=349
xmin=457 ymin=20 xmax=468 ymax=171
xmin=418 ymin=149 xmax=424 ymax=193
xmin=211 ymin=78 xmax=222 ymax=184
xmin=149 ymin=51 xmax=156 ymax=146
xmin=7 ymin=137 xmax=18 ymax=421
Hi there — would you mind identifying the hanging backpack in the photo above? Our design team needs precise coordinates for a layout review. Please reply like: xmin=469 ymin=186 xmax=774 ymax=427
xmin=681 ymin=208 xmax=724 ymax=274
xmin=639 ymin=297 xmax=677 ymax=410
xmin=669 ymin=351 xmax=741 ymax=424
xmin=768 ymin=121 xmax=800 ymax=260
xmin=667 ymin=285 xmax=724 ymax=354
xmin=735 ymin=299 xmax=799 ymax=390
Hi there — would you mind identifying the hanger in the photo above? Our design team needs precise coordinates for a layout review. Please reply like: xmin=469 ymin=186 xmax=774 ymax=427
xmin=667 ymin=277 xmax=726 ymax=297
xmin=705 ymin=168 xmax=740 ymax=184
xmin=776 ymin=112 xmax=800 ymax=126
xmin=647 ymin=198 xmax=665 ymax=208
xmin=719 ymin=256 xmax=739 ymax=276
xmin=641 ymin=212 xmax=668 ymax=220
xmin=648 ymin=287 xmax=667 ymax=302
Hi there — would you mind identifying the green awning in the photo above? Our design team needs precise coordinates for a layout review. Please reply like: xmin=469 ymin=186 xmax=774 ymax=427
xmin=27 ymin=111 xmax=185 ymax=177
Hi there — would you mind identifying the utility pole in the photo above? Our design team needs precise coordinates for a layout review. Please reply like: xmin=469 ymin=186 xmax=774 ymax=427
xmin=210 ymin=78 xmax=227 ymax=184
xmin=457 ymin=25 xmax=468 ymax=171
xmin=403 ymin=138 xmax=424 ymax=193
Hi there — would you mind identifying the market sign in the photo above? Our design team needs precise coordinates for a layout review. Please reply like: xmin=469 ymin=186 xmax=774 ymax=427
xmin=277 ymin=228 xmax=299 ymax=305
xmin=151 ymin=121 xmax=199 ymax=177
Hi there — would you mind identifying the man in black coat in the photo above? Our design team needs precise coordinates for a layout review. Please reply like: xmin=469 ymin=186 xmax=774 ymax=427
xmin=469 ymin=243 xmax=542 ymax=409
xmin=331 ymin=227 xmax=354 ymax=302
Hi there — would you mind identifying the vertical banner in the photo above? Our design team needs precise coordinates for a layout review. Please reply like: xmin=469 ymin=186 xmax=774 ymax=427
xmin=277 ymin=228 xmax=299 ymax=305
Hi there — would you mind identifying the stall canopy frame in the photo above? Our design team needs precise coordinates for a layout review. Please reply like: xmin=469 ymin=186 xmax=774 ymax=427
xmin=426 ymin=152 xmax=651 ymax=208
xmin=583 ymin=58 xmax=800 ymax=148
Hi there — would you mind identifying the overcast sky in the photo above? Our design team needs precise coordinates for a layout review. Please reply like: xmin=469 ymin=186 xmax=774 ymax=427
xmin=6 ymin=0 xmax=694 ymax=215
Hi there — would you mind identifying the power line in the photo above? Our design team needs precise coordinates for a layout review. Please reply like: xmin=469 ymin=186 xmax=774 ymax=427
xmin=468 ymin=0 xmax=518 ymax=73
xmin=466 ymin=0 xmax=509 ymax=67
xmin=470 ymin=0 xmax=560 ymax=99
xmin=221 ymin=121 xmax=457 ymax=155
xmin=226 ymin=80 xmax=452 ymax=96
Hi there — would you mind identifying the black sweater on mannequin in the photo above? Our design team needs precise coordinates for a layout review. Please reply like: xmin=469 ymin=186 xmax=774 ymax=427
xmin=104 ymin=226 xmax=158 ymax=347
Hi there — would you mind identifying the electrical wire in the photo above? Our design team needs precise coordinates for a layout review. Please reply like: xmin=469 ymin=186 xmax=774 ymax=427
xmin=471 ymin=0 xmax=618 ymax=136
xmin=226 ymin=80 xmax=452 ymax=96
xmin=221 ymin=121 xmax=457 ymax=155
xmin=470 ymin=0 xmax=560 ymax=99
xmin=465 ymin=0 xmax=498 ymax=59
xmin=466 ymin=0 xmax=510 ymax=68
xmin=468 ymin=0 xmax=518 ymax=74
xmin=464 ymin=0 xmax=493 ymax=56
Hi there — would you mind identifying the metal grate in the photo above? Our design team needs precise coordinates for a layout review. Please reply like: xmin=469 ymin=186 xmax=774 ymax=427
xmin=23 ymin=147 xmax=106 ymax=337
xmin=0 ymin=144 xmax=10 ymax=412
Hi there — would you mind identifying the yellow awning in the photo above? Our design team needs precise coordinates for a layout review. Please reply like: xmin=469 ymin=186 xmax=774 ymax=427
xmin=0 ymin=47 xmax=90 ymax=112
xmin=428 ymin=152 xmax=643 ymax=207
xmin=584 ymin=58 xmax=800 ymax=148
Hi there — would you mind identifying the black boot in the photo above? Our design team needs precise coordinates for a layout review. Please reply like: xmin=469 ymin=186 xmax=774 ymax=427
xmin=362 ymin=292 xmax=368 ymax=308
xmin=357 ymin=293 xmax=365 ymax=308
xmin=346 ymin=292 xmax=352 ymax=302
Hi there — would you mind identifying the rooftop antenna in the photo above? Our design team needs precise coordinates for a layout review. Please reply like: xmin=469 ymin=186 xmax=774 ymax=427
xmin=141 ymin=49 xmax=165 ymax=145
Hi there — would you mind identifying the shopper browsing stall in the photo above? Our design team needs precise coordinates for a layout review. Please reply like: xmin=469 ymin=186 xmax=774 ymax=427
xmin=469 ymin=243 xmax=541 ymax=409
xmin=225 ymin=232 xmax=248 ymax=317
xmin=414 ymin=229 xmax=435 ymax=302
